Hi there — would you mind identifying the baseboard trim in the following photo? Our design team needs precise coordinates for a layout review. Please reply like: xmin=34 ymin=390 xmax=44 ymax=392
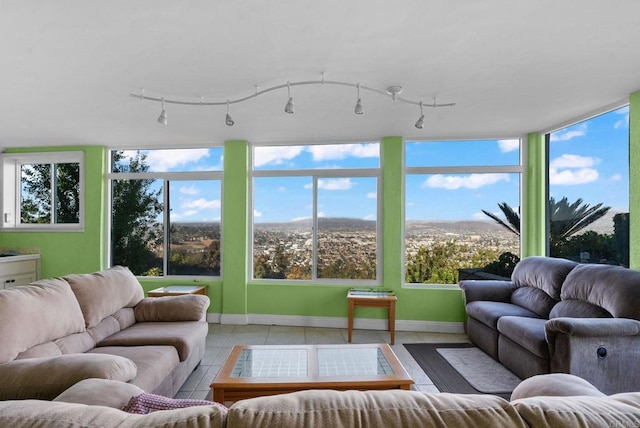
xmin=207 ymin=313 xmax=463 ymax=334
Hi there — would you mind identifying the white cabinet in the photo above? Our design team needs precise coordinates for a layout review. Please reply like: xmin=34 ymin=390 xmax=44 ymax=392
xmin=0 ymin=256 xmax=40 ymax=289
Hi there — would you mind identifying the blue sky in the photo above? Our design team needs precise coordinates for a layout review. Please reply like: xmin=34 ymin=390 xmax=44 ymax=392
xmin=119 ymin=105 xmax=629 ymax=223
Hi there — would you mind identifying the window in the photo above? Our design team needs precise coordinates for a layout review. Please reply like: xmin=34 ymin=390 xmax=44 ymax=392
xmin=1 ymin=151 xmax=84 ymax=230
xmin=405 ymin=139 xmax=522 ymax=285
xmin=108 ymin=148 xmax=223 ymax=277
xmin=546 ymin=106 xmax=629 ymax=266
xmin=251 ymin=143 xmax=380 ymax=283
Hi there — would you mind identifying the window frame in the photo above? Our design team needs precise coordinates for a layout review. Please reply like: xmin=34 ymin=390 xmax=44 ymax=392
xmin=106 ymin=149 xmax=223 ymax=279
xmin=0 ymin=151 xmax=85 ymax=231
xmin=249 ymin=142 xmax=382 ymax=285
xmin=403 ymin=139 xmax=524 ymax=289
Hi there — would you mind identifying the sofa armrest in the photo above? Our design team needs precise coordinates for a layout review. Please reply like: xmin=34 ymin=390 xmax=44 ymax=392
xmin=0 ymin=353 xmax=137 ymax=400
xmin=134 ymin=295 xmax=210 ymax=322
xmin=459 ymin=280 xmax=515 ymax=303
xmin=546 ymin=317 xmax=640 ymax=339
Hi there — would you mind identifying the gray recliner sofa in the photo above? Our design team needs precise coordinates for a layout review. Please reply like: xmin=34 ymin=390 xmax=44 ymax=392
xmin=461 ymin=256 xmax=640 ymax=394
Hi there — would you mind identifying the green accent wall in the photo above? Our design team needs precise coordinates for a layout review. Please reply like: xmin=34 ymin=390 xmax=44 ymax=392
xmin=522 ymin=132 xmax=547 ymax=257
xmin=630 ymin=92 xmax=640 ymax=268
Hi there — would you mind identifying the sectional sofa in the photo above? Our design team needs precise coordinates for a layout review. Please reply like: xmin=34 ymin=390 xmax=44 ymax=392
xmin=1 ymin=373 xmax=640 ymax=427
xmin=460 ymin=256 xmax=640 ymax=393
xmin=0 ymin=266 xmax=210 ymax=400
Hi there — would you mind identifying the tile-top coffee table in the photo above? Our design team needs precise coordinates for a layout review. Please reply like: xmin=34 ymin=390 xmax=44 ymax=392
xmin=210 ymin=343 xmax=413 ymax=403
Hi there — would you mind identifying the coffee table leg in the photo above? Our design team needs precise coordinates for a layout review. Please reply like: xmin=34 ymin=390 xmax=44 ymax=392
xmin=213 ymin=387 xmax=225 ymax=404
xmin=388 ymin=300 xmax=396 ymax=345
xmin=348 ymin=299 xmax=355 ymax=343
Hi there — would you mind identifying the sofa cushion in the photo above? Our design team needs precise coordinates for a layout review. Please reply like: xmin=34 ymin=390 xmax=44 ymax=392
xmin=561 ymin=264 xmax=640 ymax=320
xmin=64 ymin=266 xmax=144 ymax=328
xmin=497 ymin=316 xmax=549 ymax=359
xmin=511 ymin=373 xmax=606 ymax=400
xmin=226 ymin=389 xmax=527 ymax=428
xmin=54 ymin=378 xmax=145 ymax=409
xmin=512 ymin=256 xmax=578 ymax=300
xmin=466 ymin=301 xmax=539 ymax=329
xmin=0 ymin=399 xmax=228 ymax=428
xmin=0 ymin=278 xmax=86 ymax=364
xmin=0 ymin=353 xmax=137 ymax=400
xmin=512 ymin=395 xmax=640 ymax=427
xmin=96 ymin=321 xmax=208 ymax=362
xmin=510 ymin=286 xmax=558 ymax=318
xmin=89 ymin=345 xmax=180 ymax=393
xmin=549 ymin=300 xmax=613 ymax=319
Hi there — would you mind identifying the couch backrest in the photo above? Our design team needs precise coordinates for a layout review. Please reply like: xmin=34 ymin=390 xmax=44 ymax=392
xmin=63 ymin=266 xmax=144 ymax=328
xmin=0 ymin=278 xmax=86 ymax=364
xmin=559 ymin=264 xmax=640 ymax=320
xmin=510 ymin=256 xmax=579 ymax=318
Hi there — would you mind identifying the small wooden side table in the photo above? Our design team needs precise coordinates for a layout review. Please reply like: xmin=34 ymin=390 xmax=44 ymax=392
xmin=148 ymin=284 xmax=207 ymax=297
xmin=347 ymin=290 xmax=397 ymax=345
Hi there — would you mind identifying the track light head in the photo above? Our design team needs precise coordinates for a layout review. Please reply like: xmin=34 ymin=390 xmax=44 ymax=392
xmin=285 ymin=97 xmax=294 ymax=114
xmin=225 ymin=100 xmax=235 ymax=126
xmin=414 ymin=114 xmax=425 ymax=129
xmin=157 ymin=98 xmax=167 ymax=125
xmin=354 ymin=98 xmax=364 ymax=115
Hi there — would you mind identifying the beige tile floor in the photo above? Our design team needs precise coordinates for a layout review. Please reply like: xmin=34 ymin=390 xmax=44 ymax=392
xmin=176 ymin=324 xmax=468 ymax=400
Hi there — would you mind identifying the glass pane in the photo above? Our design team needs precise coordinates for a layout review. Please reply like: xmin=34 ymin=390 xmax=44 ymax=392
xmin=20 ymin=163 xmax=52 ymax=224
xmin=254 ymin=143 xmax=379 ymax=170
xmin=405 ymin=173 xmax=521 ymax=284
xmin=548 ymin=106 xmax=629 ymax=266
xmin=54 ymin=163 xmax=80 ymax=223
xmin=111 ymin=148 xmax=223 ymax=172
xmin=111 ymin=179 xmax=164 ymax=276
xmin=253 ymin=177 xmax=312 ymax=279
xmin=317 ymin=348 xmax=393 ymax=376
xmin=168 ymin=180 xmax=221 ymax=276
xmin=317 ymin=177 xmax=377 ymax=280
xmin=231 ymin=349 xmax=308 ymax=377
xmin=406 ymin=139 xmax=520 ymax=167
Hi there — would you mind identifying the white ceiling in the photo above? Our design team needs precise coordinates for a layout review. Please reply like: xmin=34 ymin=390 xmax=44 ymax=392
xmin=2 ymin=1 xmax=640 ymax=150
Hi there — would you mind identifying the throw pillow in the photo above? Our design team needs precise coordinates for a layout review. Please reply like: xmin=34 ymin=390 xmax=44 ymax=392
xmin=122 ymin=392 xmax=227 ymax=414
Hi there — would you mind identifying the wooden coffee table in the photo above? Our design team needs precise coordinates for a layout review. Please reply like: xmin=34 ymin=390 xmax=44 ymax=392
xmin=210 ymin=343 xmax=413 ymax=403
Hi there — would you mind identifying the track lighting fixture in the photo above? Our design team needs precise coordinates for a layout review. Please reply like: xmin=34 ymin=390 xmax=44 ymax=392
xmin=284 ymin=82 xmax=294 ymax=114
xmin=131 ymin=74 xmax=455 ymax=129
xmin=225 ymin=100 xmax=235 ymax=126
xmin=157 ymin=98 xmax=167 ymax=125
xmin=354 ymin=83 xmax=364 ymax=115
xmin=415 ymin=102 xmax=425 ymax=129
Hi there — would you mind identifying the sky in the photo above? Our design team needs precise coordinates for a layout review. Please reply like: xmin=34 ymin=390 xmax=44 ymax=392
xmin=115 ymin=105 xmax=629 ymax=224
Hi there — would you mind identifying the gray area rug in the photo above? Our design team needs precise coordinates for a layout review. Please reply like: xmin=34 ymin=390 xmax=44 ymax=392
xmin=404 ymin=343 xmax=522 ymax=399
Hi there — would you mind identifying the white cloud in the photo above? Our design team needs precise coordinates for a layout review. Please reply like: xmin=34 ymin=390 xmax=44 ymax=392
xmin=614 ymin=108 xmax=629 ymax=129
xmin=254 ymin=146 xmax=304 ymax=167
xmin=182 ymin=198 xmax=221 ymax=210
xmin=144 ymin=149 xmax=210 ymax=172
xmin=318 ymin=211 xmax=326 ymax=218
xmin=317 ymin=178 xmax=353 ymax=190
xmin=182 ymin=210 xmax=198 ymax=217
xmin=254 ymin=209 xmax=262 ymax=218
xmin=179 ymin=185 xmax=199 ymax=195
xmin=549 ymin=154 xmax=600 ymax=185
xmin=422 ymin=173 xmax=510 ymax=190
xmin=550 ymin=123 xmax=587 ymax=142
xmin=307 ymin=143 xmax=378 ymax=161
xmin=611 ymin=174 xmax=622 ymax=181
xmin=277 ymin=186 xmax=286 ymax=192
xmin=366 ymin=192 xmax=377 ymax=199
xmin=291 ymin=216 xmax=310 ymax=222
xmin=498 ymin=139 xmax=519 ymax=153
xmin=363 ymin=214 xmax=375 ymax=220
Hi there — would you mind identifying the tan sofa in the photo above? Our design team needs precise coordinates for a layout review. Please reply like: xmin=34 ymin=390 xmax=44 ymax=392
xmin=0 ymin=266 xmax=210 ymax=400
xmin=0 ymin=374 xmax=640 ymax=427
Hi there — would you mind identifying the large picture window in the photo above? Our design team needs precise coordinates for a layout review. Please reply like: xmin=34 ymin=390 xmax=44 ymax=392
xmin=405 ymin=139 xmax=522 ymax=285
xmin=108 ymin=148 xmax=223 ymax=277
xmin=251 ymin=143 xmax=380 ymax=283
xmin=546 ymin=105 xmax=629 ymax=266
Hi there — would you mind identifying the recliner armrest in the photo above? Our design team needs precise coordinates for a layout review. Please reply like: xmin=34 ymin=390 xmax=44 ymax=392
xmin=134 ymin=295 xmax=210 ymax=322
xmin=545 ymin=317 xmax=640 ymax=339
xmin=459 ymin=280 xmax=515 ymax=303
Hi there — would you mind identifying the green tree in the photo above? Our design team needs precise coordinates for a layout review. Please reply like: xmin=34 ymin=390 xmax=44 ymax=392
xmin=482 ymin=197 xmax=611 ymax=257
xmin=111 ymin=151 xmax=163 ymax=275
xmin=20 ymin=162 xmax=80 ymax=224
